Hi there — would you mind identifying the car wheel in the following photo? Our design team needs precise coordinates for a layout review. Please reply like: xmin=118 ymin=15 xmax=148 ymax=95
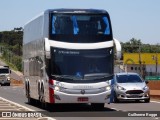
xmin=113 ymin=92 xmax=119 ymax=103
xmin=135 ymin=100 xmax=140 ymax=103
xmin=144 ymin=98 xmax=150 ymax=103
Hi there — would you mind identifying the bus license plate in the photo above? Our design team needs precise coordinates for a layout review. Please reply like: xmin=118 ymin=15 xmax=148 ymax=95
xmin=78 ymin=97 xmax=88 ymax=102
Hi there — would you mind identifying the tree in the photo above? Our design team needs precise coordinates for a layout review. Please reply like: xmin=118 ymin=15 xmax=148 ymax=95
xmin=0 ymin=28 xmax=23 ymax=55
xmin=122 ymin=38 xmax=142 ymax=53
xmin=0 ymin=28 xmax=23 ymax=71
xmin=122 ymin=38 xmax=160 ymax=53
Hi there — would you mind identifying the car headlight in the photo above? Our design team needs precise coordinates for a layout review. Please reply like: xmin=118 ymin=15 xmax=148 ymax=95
xmin=143 ymin=86 xmax=148 ymax=90
xmin=7 ymin=77 xmax=10 ymax=81
xmin=117 ymin=86 xmax=126 ymax=91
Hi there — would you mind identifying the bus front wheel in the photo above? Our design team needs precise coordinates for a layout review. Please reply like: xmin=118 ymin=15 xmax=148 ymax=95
xmin=91 ymin=103 xmax=105 ymax=110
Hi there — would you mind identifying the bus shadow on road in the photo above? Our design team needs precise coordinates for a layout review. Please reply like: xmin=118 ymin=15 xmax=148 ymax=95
xmin=25 ymin=101 xmax=117 ymax=117
xmin=43 ymin=103 xmax=117 ymax=117
xmin=26 ymin=101 xmax=116 ymax=112
xmin=48 ymin=103 xmax=116 ymax=112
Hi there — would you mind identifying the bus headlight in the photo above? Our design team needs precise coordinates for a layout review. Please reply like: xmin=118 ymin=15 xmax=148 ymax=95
xmin=53 ymin=85 xmax=66 ymax=92
xmin=106 ymin=86 xmax=111 ymax=91
xmin=54 ymin=86 xmax=60 ymax=91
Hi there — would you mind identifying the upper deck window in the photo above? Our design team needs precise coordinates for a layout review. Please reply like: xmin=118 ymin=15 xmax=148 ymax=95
xmin=51 ymin=15 xmax=110 ymax=35
xmin=49 ymin=14 xmax=112 ymax=43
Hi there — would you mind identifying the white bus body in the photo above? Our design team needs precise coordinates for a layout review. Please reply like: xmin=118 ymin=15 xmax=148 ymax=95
xmin=23 ymin=9 xmax=121 ymax=109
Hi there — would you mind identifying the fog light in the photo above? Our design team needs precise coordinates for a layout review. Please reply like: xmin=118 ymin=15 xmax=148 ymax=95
xmin=121 ymin=95 xmax=125 ymax=98
xmin=105 ymin=95 xmax=110 ymax=100
xmin=145 ymin=93 xmax=149 ymax=97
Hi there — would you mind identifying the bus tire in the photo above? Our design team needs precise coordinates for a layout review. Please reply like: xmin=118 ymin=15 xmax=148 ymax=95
xmin=26 ymin=82 xmax=34 ymax=104
xmin=39 ymin=84 xmax=47 ymax=109
xmin=25 ymin=81 xmax=29 ymax=97
xmin=27 ymin=83 xmax=31 ymax=103
xmin=38 ymin=82 xmax=40 ymax=96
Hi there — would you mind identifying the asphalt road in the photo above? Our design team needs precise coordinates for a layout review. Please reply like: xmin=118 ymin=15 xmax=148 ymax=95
xmin=0 ymin=86 xmax=160 ymax=120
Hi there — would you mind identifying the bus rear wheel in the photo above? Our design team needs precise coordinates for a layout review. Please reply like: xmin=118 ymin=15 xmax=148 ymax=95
xmin=26 ymin=86 xmax=34 ymax=104
xmin=39 ymin=84 xmax=48 ymax=109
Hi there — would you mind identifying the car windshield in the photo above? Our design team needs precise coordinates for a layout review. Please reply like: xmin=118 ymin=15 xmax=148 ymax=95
xmin=49 ymin=14 xmax=112 ymax=43
xmin=50 ymin=47 xmax=113 ymax=82
xmin=116 ymin=74 xmax=143 ymax=83
xmin=0 ymin=68 xmax=9 ymax=74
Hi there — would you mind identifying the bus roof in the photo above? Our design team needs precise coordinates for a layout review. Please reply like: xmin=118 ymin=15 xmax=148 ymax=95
xmin=44 ymin=8 xmax=109 ymax=14
xmin=24 ymin=8 xmax=109 ymax=27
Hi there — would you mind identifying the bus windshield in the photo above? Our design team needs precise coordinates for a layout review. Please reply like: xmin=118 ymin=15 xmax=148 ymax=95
xmin=50 ymin=47 xmax=113 ymax=82
xmin=49 ymin=14 xmax=112 ymax=43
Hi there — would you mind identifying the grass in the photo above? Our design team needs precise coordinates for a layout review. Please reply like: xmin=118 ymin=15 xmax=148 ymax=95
xmin=0 ymin=57 xmax=18 ymax=71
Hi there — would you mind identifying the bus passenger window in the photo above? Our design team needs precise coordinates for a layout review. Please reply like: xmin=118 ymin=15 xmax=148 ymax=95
xmin=103 ymin=17 xmax=110 ymax=35
xmin=53 ymin=16 xmax=73 ymax=34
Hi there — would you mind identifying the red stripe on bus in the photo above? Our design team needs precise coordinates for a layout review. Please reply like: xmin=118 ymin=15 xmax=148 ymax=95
xmin=49 ymin=79 xmax=55 ymax=103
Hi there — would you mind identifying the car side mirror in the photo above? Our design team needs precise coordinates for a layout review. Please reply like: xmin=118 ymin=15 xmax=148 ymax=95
xmin=145 ymin=81 xmax=149 ymax=84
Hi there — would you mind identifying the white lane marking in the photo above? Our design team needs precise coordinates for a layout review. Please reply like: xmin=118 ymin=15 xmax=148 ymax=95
xmin=38 ymin=117 xmax=56 ymax=120
xmin=110 ymin=107 xmax=127 ymax=112
xmin=0 ymin=118 xmax=21 ymax=120
xmin=154 ymin=118 xmax=159 ymax=120
xmin=0 ymin=97 xmax=57 ymax=120
xmin=151 ymin=101 xmax=160 ymax=104
xmin=0 ymin=96 xmax=35 ymax=111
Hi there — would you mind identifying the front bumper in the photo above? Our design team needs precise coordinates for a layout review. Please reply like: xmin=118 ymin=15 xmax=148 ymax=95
xmin=115 ymin=90 xmax=150 ymax=100
xmin=0 ymin=80 xmax=10 ymax=85
xmin=53 ymin=90 xmax=111 ymax=103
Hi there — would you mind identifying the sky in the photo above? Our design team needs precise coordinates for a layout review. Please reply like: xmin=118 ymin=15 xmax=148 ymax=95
xmin=0 ymin=0 xmax=160 ymax=44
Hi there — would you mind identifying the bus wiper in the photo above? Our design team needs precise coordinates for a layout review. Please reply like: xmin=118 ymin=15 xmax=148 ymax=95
xmin=99 ymin=74 xmax=113 ymax=79
xmin=84 ymin=73 xmax=113 ymax=80
xmin=51 ymin=74 xmax=80 ymax=80
xmin=91 ymin=75 xmax=113 ymax=80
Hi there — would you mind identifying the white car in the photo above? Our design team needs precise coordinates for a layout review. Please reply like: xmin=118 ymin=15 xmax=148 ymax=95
xmin=0 ymin=66 xmax=11 ymax=86
xmin=110 ymin=72 xmax=150 ymax=103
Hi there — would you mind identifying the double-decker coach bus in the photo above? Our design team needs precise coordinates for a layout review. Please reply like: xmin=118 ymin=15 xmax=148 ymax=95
xmin=23 ymin=9 xmax=121 ymax=109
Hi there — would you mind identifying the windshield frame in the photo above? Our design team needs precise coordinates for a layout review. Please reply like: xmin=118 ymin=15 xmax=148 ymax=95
xmin=51 ymin=74 xmax=113 ymax=83
xmin=49 ymin=13 xmax=113 ymax=43
xmin=50 ymin=47 xmax=114 ymax=83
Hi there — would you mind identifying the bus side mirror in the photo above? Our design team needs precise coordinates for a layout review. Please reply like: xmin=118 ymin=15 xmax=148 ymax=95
xmin=113 ymin=38 xmax=121 ymax=60
xmin=45 ymin=38 xmax=51 ymax=59
xmin=10 ymin=70 xmax=12 ymax=74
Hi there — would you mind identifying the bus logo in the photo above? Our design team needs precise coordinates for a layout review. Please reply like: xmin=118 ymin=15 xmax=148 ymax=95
xmin=81 ymin=90 xmax=85 ymax=94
